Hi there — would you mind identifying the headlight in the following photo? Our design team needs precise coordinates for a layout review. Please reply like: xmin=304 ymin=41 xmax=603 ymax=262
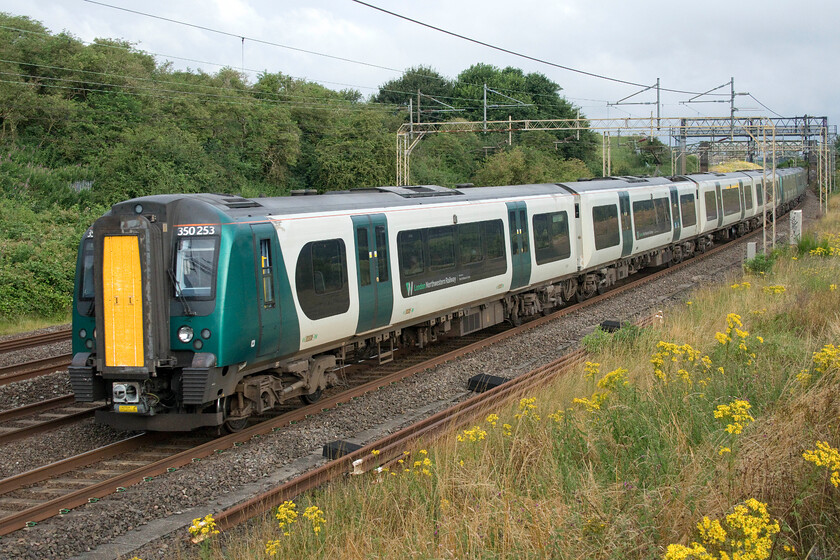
xmin=177 ymin=325 xmax=194 ymax=343
xmin=79 ymin=328 xmax=87 ymax=338
xmin=201 ymin=328 xmax=211 ymax=339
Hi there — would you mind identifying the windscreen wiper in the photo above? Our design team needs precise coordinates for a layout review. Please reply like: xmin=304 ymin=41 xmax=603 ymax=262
xmin=168 ymin=269 xmax=196 ymax=316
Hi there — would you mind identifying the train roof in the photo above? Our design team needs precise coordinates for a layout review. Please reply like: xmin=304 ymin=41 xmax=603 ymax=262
xmin=118 ymin=167 xmax=802 ymax=221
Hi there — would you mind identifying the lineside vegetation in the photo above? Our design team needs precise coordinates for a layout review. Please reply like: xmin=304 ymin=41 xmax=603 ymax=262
xmin=178 ymin=197 xmax=839 ymax=559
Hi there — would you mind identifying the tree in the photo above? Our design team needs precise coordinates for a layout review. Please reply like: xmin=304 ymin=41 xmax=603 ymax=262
xmin=372 ymin=66 xmax=454 ymax=113
xmin=471 ymin=146 xmax=591 ymax=186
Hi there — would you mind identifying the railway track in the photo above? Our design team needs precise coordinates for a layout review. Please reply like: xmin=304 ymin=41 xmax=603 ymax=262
xmin=0 ymin=224 xmax=769 ymax=537
xmin=0 ymin=396 xmax=106 ymax=446
xmin=0 ymin=328 xmax=71 ymax=354
xmin=0 ymin=354 xmax=72 ymax=386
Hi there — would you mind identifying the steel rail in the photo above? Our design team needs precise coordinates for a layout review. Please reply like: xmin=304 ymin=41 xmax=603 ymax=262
xmin=0 ymin=405 xmax=106 ymax=446
xmin=0 ymin=328 xmax=71 ymax=354
xmin=0 ymin=395 xmax=75 ymax=423
xmin=212 ymin=315 xmax=660 ymax=533
xmin=0 ymin=354 xmax=72 ymax=386
xmin=0 ymin=433 xmax=160 ymax=495
xmin=207 ymin=225 xmax=775 ymax=534
xmin=0 ymin=215 xmax=785 ymax=536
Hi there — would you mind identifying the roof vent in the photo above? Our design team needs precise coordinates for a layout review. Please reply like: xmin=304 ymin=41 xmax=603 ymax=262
xmin=377 ymin=185 xmax=463 ymax=198
xmin=221 ymin=196 xmax=262 ymax=209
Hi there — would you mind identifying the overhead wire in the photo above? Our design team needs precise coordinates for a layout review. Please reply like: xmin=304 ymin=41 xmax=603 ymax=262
xmin=350 ymin=0 xmax=728 ymax=97
xmin=0 ymin=23 xmax=583 ymax=112
xmin=56 ymin=7 xmax=597 ymax=108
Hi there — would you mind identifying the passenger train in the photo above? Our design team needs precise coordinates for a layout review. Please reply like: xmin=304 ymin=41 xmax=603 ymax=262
xmin=70 ymin=167 xmax=807 ymax=431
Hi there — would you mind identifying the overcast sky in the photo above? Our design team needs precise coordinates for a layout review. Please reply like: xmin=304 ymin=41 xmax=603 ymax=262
xmin=5 ymin=0 xmax=838 ymax=138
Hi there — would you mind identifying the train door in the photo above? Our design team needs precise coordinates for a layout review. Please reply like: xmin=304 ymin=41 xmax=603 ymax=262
xmin=715 ymin=182 xmax=724 ymax=228
xmin=506 ymin=202 xmax=531 ymax=290
xmin=669 ymin=186 xmax=681 ymax=242
xmin=353 ymin=214 xmax=394 ymax=334
xmin=618 ymin=192 xmax=632 ymax=257
xmin=102 ymin=234 xmax=145 ymax=367
xmin=251 ymin=224 xmax=281 ymax=357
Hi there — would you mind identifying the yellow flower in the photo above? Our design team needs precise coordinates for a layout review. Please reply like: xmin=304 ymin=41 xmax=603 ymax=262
xmin=584 ymin=361 xmax=601 ymax=378
xmin=188 ymin=514 xmax=220 ymax=539
xmin=456 ymin=425 xmax=487 ymax=442
xmin=597 ymin=367 xmax=629 ymax=391
xmin=514 ymin=397 xmax=540 ymax=421
xmin=266 ymin=539 xmax=281 ymax=555
xmin=714 ymin=400 xmax=754 ymax=435
xmin=697 ymin=516 xmax=727 ymax=544
xmin=485 ymin=413 xmax=499 ymax=427
xmin=371 ymin=449 xmax=380 ymax=456
xmin=686 ymin=301 xmax=693 ymax=306
xmin=275 ymin=501 xmax=298 ymax=532
xmin=547 ymin=409 xmax=564 ymax=423
xmin=718 ymin=447 xmax=731 ymax=456
xmin=302 ymin=505 xmax=326 ymax=534
xmin=803 ymin=441 xmax=840 ymax=487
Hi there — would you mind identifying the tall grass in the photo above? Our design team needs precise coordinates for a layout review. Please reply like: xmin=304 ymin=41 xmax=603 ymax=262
xmin=182 ymin=197 xmax=840 ymax=560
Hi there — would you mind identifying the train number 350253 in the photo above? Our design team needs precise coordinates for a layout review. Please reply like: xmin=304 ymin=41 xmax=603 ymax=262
xmin=176 ymin=225 xmax=216 ymax=236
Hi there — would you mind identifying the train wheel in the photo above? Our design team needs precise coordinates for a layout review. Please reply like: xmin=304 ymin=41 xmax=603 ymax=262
xmin=300 ymin=388 xmax=323 ymax=405
xmin=575 ymin=285 xmax=596 ymax=302
xmin=223 ymin=417 xmax=249 ymax=433
xmin=221 ymin=396 xmax=249 ymax=433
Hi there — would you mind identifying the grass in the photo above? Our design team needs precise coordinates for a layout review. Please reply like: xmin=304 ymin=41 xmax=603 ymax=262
xmin=0 ymin=313 xmax=69 ymax=337
xmin=158 ymin=196 xmax=840 ymax=560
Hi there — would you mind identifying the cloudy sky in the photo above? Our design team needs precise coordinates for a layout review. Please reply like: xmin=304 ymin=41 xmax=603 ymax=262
xmin=5 ymin=0 xmax=838 ymax=135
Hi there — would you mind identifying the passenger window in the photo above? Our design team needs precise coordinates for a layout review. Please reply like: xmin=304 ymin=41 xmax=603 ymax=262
xmin=757 ymin=183 xmax=764 ymax=205
xmin=744 ymin=186 xmax=753 ymax=210
xmin=259 ymin=239 xmax=275 ymax=307
xmin=680 ymin=194 xmax=696 ymax=227
xmin=485 ymin=220 xmax=505 ymax=260
xmin=518 ymin=210 xmax=528 ymax=253
xmin=356 ymin=228 xmax=370 ymax=286
xmin=704 ymin=191 xmax=718 ymax=221
xmin=295 ymin=239 xmax=349 ymax=320
xmin=459 ymin=222 xmax=483 ymax=265
xmin=722 ymin=187 xmax=741 ymax=216
xmin=428 ymin=226 xmax=455 ymax=270
xmin=375 ymin=226 xmax=389 ymax=282
xmin=632 ymin=198 xmax=671 ymax=240
xmin=398 ymin=230 xmax=425 ymax=277
xmin=592 ymin=204 xmax=620 ymax=250
xmin=533 ymin=211 xmax=570 ymax=264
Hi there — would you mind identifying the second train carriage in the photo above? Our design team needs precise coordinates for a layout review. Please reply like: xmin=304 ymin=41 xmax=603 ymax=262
xmin=70 ymin=168 xmax=808 ymax=431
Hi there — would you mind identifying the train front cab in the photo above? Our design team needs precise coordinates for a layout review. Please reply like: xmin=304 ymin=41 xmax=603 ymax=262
xmin=70 ymin=197 xmax=238 ymax=431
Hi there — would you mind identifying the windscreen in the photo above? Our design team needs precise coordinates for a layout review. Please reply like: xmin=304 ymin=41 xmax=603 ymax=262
xmin=175 ymin=237 xmax=217 ymax=298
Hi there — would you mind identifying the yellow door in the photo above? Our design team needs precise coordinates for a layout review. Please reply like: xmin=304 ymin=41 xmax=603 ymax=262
xmin=103 ymin=235 xmax=145 ymax=367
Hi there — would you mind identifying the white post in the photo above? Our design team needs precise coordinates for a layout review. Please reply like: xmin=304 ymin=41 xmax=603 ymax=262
xmin=789 ymin=210 xmax=802 ymax=245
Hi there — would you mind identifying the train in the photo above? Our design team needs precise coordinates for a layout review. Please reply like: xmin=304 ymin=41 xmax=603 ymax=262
xmin=69 ymin=167 xmax=807 ymax=431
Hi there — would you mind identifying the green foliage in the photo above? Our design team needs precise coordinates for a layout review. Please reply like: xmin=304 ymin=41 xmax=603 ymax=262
xmin=472 ymin=145 xmax=591 ymax=186
xmin=0 ymin=12 xmax=614 ymax=322
xmin=795 ymin=233 xmax=831 ymax=256
xmin=372 ymin=65 xmax=453 ymax=107
xmin=0 ymin=197 xmax=102 ymax=320
xmin=743 ymin=252 xmax=777 ymax=275
xmin=582 ymin=323 xmax=648 ymax=354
